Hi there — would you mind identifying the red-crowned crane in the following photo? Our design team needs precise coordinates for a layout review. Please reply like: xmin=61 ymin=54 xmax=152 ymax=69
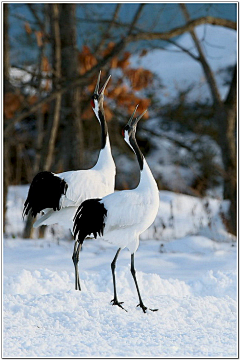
xmin=73 ymin=106 xmax=159 ymax=313
xmin=23 ymin=72 xmax=116 ymax=285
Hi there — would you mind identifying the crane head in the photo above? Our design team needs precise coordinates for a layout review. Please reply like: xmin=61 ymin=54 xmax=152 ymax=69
xmin=122 ymin=105 xmax=147 ymax=146
xmin=91 ymin=71 xmax=111 ymax=118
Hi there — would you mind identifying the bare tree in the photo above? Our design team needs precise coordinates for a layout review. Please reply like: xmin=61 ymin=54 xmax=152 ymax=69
xmin=23 ymin=4 xmax=50 ymax=239
xmin=4 ymin=4 xmax=237 ymax=235
xmin=57 ymin=4 xmax=84 ymax=171
xmin=23 ymin=4 xmax=63 ymax=238
xmin=5 ymin=7 xmax=236 ymax=138
xmin=216 ymin=65 xmax=236 ymax=234
xmin=38 ymin=4 xmax=62 ymax=239
xmin=178 ymin=4 xmax=236 ymax=234
xmin=3 ymin=3 xmax=10 ymax=232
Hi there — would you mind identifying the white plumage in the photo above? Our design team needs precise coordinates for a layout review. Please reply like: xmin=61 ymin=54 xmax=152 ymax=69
xmin=73 ymin=106 xmax=159 ymax=312
xmin=100 ymin=159 xmax=159 ymax=253
xmin=23 ymin=72 xmax=116 ymax=231
xmin=34 ymin=139 xmax=115 ymax=229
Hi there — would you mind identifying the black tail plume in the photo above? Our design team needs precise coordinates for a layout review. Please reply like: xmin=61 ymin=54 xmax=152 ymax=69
xmin=23 ymin=171 xmax=68 ymax=218
xmin=73 ymin=198 xmax=107 ymax=243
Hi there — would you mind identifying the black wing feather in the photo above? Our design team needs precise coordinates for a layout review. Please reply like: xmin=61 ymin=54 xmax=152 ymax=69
xmin=23 ymin=171 xmax=68 ymax=218
xmin=73 ymin=198 xmax=107 ymax=244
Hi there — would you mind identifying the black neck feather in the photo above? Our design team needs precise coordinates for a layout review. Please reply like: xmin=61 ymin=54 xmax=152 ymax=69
xmin=98 ymin=110 xmax=108 ymax=149
xmin=130 ymin=135 xmax=144 ymax=171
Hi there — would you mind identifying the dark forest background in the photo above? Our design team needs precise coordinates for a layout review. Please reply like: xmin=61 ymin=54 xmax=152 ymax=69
xmin=3 ymin=3 xmax=237 ymax=237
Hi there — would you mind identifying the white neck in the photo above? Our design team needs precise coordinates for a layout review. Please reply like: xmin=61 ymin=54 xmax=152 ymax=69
xmin=137 ymin=158 xmax=158 ymax=195
xmin=93 ymin=135 xmax=115 ymax=172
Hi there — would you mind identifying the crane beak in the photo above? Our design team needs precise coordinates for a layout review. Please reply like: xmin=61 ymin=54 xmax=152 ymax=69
xmin=99 ymin=75 xmax=111 ymax=95
xmin=94 ymin=71 xmax=101 ymax=95
xmin=132 ymin=109 xmax=148 ymax=128
xmin=127 ymin=104 xmax=139 ymax=126
xmin=127 ymin=105 xmax=148 ymax=128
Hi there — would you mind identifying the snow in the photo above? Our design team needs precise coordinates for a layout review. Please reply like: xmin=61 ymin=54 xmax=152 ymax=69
xmin=9 ymin=66 xmax=51 ymax=96
xmin=3 ymin=186 xmax=237 ymax=357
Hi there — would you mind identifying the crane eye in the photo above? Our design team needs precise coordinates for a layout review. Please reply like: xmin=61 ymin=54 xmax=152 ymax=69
xmin=91 ymin=99 xmax=95 ymax=108
xmin=121 ymin=129 xmax=125 ymax=137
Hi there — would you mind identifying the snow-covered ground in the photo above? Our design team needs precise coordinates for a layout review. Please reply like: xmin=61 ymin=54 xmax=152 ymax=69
xmin=3 ymin=186 xmax=237 ymax=357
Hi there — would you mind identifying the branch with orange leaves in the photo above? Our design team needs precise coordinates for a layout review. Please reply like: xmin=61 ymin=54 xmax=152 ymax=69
xmin=4 ymin=14 xmax=236 ymax=137
xmin=4 ymin=38 xmax=128 ymax=137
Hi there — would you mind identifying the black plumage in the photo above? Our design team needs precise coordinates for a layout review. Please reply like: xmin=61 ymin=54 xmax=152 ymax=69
xmin=73 ymin=198 xmax=107 ymax=244
xmin=23 ymin=171 xmax=68 ymax=218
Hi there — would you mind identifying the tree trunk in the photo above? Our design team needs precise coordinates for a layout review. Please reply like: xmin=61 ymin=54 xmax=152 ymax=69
xmin=23 ymin=4 xmax=50 ymax=239
xmin=41 ymin=4 xmax=62 ymax=173
xmin=179 ymin=4 xmax=222 ymax=106
xmin=58 ymin=4 xmax=84 ymax=171
xmin=38 ymin=4 xmax=62 ymax=239
xmin=23 ymin=4 xmax=64 ymax=239
xmin=179 ymin=4 xmax=236 ymax=235
xmin=3 ymin=4 xmax=10 ymax=233
xmin=216 ymin=66 xmax=236 ymax=235
xmin=3 ymin=4 xmax=11 ymax=93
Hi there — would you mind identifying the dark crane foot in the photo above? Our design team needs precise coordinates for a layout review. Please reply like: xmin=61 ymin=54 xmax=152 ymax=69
xmin=137 ymin=302 xmax=147 ymax=313
xmin=72 ymin=252 xmax=81 ymax=291
xmin=137 ymin=303 xmax=158 ymax=313
xmin=111 ymin=299 xmax=127 ymax=312
xmin=75 ymin=277 xmax=81 ymax=291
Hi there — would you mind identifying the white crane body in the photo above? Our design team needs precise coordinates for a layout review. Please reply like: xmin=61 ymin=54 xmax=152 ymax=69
xmin=23 ymin=72 xmax=115 ymax=232
xmin=100 ymin=159 xmax=159 ymax=253
xmin=33 ymin=136 xmax=115 ymax=229
xmin=73 ymin=106 xmax=160 ymax=312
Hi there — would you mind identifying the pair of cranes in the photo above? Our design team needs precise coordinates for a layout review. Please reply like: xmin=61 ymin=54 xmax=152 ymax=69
xmin=23 ymin=72 xmax=159 ymax=313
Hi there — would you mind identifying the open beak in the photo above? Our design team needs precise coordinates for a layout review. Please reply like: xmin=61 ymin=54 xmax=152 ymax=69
xmin=94 ymin=71 xmax=101 ymax=94
xmin=127 ymin=105 xmax=139 ymax=127
xmin=94 ymin=71 xmax=111 ymax=96
xmin=132 ymin=109 xmax=148 ymax=127
xmin=99 ymin=74 xmax=111 ymax=95
xmin=126 ymin=105 xmax=148 ymax=129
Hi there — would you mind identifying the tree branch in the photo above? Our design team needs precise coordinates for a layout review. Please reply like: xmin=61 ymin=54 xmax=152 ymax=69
xmin=76 ymin=15 xmax=236 ymax=32
xmin=27 ymin=4 xmax=44 ymax=31
xmin=128 ymin=16 xmax=236 ymax=42
xmin=4 ymin=38 xmax=127 ymax=137
xmin=5 ymin=13 xmax=236 ymax=136
xmin=142 ymin=126 xmax=194 ymax=153
xmin=165 ymin=38 xmax=199 ymax=61
xmin=179 ymin=4 xmax=222 ymax=106
xmin=27 ymin=4 xmax=50 ymax=41
xmin=11 ymin=65 xmax=53 ymax=79
xmin=127 ymin=3 xmax=145 ymax=36
xmin=44 ymin=3 xmax=62 ymax=172
xmin=95 ymin=4 xmax=122 ymax=56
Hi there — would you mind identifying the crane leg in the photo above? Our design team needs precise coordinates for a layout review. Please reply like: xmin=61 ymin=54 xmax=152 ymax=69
xmin=130 ymin=253 xmax=158 ymax=313
xmin=110 ymin=248 xmax=127 ymax=311
xmin=72 ymin=240 xmax=82 ymax=291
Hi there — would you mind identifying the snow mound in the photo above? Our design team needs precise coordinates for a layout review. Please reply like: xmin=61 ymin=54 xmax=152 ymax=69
xmin=6 ymin=186 xmax=235 ymax=245
xmin=190 ymin=270 xmax=237 ymax=299
xmin=3 ymin=267 xmax=237 ymax=358
xmin=4 ymin=267 xmax=191 ymax=298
